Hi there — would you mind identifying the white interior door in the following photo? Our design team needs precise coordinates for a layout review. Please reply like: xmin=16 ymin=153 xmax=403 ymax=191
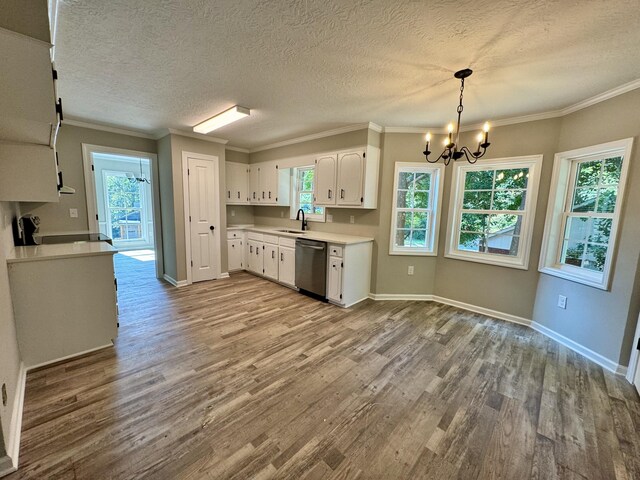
xmin=188 ymin=157 xmax=218 ymax=282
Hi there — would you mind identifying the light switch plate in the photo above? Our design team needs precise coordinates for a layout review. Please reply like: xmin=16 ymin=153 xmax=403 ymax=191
xmin=557 ymin=295 xmax=567 ymax=309
xmin=327 ymin=214 xmax=333 ymax=223
xmin=350 ymin=215 xmax=355 ymax=224
xmin=69 ymin=208 xmax=78 ymax=218
xmin=408 ymin=266 xmax=414 ymax=275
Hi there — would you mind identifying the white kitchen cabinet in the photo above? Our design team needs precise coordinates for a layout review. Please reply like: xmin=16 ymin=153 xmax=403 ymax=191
xmin=314 ymin=154 xmax=337 ymax=205
xmin=314 ymin=146 xmax=379 ymax=209
xmin=0 ymin=143 xmax=59 ymax=202
xmin=226 ymin=162 xmax=249 ymax=204
xmin=0 ymin=27 xmax=58 ymax=146
xmin=227 ymin=238 xmax=243 ymax=271
xmin=247 ymin=239 xmax=263 ymax=274
xmin=278 ymin=237 xmax=296 ymax=287
xmin=7 ymin=247 xmax=118 ymax=368
xmin=326 ymin=241 xmax=372 ymax=307
xmin=327 ymin=256 xmax=343 ymax=303
xmin=264 ymin=243 xmax=279 ymax=280
xmin=249 ymin=162 xmax=291 ymax=206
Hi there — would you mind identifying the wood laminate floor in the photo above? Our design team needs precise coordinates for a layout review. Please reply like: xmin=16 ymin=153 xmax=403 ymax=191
xmin=6 ymin=254 xmax=640 ymax=479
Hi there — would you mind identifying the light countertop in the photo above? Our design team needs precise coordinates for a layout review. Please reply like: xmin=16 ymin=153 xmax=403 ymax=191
xmin=227 ymin=224 xmax=373 ymax=245
xmin=7 ymin=242 xmax=118 ymax=263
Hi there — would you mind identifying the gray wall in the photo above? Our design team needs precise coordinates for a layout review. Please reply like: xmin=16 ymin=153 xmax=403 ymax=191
xmin=532 ymin=89 xmax=640 ymax=365
xmin=0 ymin=202 xmax=22 ymax=455
xmin=21 ymin=124 xmax=157 ymax=234
xmin=157 ymin=135 xmax=177 ymax=279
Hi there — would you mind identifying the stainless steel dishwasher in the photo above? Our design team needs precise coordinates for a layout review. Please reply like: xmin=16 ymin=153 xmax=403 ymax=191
xmin=295 ymin=238 xmax=327 ymax=299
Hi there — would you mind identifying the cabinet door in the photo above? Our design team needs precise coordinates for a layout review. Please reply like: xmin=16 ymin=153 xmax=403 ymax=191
xmin=264 ymin=244 xmax=279 ymax=279
xmin=337 ymin=152 xmax=364 ymax=206
xmin=238 ymin=165 xmax=249 ymax=203
xmin=225 ymin=162 xmax=236 ymax=203
xmin=315 ymin=155 xmax=337 ymax=205
xmin=228 ymin=239 xmax=242 ymax=271
xmin=247 ymin=240 xmax=263 ymax=273
xmin=278 ymin=246 xmax=295 ymax=286
xmin=249 ymin=166 xmax=261 ymax=203
xmin=260 ymin=163 xmax=278 ymax=204
xmin=328 ymin=256 xmax=343 ymax=303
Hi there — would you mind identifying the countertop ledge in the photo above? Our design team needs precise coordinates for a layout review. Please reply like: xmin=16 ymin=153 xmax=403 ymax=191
xmin=7 ymin=242 xmax=118 ymax=263
xmin=227 ymin=224 xmax=373 ymax=245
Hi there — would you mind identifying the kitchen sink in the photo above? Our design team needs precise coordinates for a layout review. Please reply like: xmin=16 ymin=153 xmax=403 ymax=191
xmin=276 ymin=229 xmax=307 ymax=234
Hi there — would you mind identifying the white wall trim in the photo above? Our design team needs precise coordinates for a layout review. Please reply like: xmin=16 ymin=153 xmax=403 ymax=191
xmin=63 ymin=118 xmax=156 ymax=139
xmin=219 ymin=272 xmax=230 ymax=279
xmin=226 ymin=145 xmax=250 ymax=153
xmin=3 ymin=362 xmax=26 ymax=474
xmin=431 ymin=295 xmax=532 ymax=327
xmin=26 ymin=344 xmax=113 ymax=371
xmin=162 ymin=274 xmax=188 ymax=287
xmin=249 ymin=122 xmax=374 ymax=153
xmin=531 ymin=321 xmax=627 ymax=375
xmin=626 ymin=313 xmax=640 ymax=383
xmin=370 ymin=293 xmax=629 ymax=375
xmin=562 ymin=78 xmax=640 ymax=115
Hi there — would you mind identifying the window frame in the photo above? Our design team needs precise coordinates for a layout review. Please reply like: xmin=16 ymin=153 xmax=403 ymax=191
xmin=444 ymin=155 xmax=543 ymax=269
xmin=389 ymin=162 xmax=445 ymax=256
xmin=290 ymin=165 xmax=325 ymax=222
xmin=538 ymin=138 xmax=633 ymax=290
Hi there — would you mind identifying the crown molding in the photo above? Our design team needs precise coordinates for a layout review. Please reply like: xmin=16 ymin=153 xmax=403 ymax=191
xmin=226 ymin=145 xmax=250 ymax=153
xmin=249 ymin=122 xmax=374 ymax=153
xmin=160 ymin=128 xmax=229 ymax=145
xmin=561 ymin=77 xmax=640 ymax=115
xmin=368 ymin=122 xmax=384 ymax=133
xmin=63 ymin=118 xmax=156 ymax=139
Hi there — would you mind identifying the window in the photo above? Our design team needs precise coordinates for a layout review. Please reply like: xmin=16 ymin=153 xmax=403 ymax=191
xmin=291 ymin=166 xmax=324 ymax=221
xmin=445 ymin=155 xmax=542 ymax=269
xmin=539 ymin=138 xmax=633 ymax=289
xmin=103 ymin=171 xmax=146 ymax=242
xmin=389 ymin=162 xmax=444 ymax=255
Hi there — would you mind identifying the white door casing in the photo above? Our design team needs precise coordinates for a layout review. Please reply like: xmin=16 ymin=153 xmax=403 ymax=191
xmin=182 ymin=152 xmax=221 ymax=285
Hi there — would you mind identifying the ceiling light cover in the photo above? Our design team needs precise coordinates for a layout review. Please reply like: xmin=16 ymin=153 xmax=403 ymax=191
xmin=193 ymin=105 xmax=250 ymax=134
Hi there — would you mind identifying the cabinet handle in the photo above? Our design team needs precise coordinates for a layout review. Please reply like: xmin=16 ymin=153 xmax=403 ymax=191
xmin=262 ymin=191 xmax=265 ymax=199
xmin=272 ymin=250 xmax=275 ymax=259
xmin=250 ymin=246 xmax=253 ymax=253
xmin=232 ymin=244 xmax=235 ymax=248
xmin=340 ymin=189 xmax=345 ymax=199
xmin=55 ymin=98 xmax=64 ymax=121
xmin=328 ymin=189 xmax=332 ymax=199
xmin=269 ymin=191 xmax=272 ymax=199
xmin=253 ymin=192 xmax=256 ymax=199
xmin=237 ymin=191 xmax=240 ymax=199
xmin=227 ymin=191 xmax=230 ymax=199
xmin=280 ymin=252 xmax=283 ymax=261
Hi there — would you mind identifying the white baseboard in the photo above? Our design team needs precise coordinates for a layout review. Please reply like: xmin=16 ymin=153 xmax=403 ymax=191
xmin=219 ymin=272 xmax=230 ymax=279
xmin=2 ymin=362 xmax=26 ymax=475
xmin=163 ymin=274 xmax=188 ymax=287
xmin=530 ymin=321 xmax=626 ymax=375
xmin=432 ymin=295 xmax=532 ymax=327
xmin=370 ymin=292 xmax=628 ymax=376
xmin=26 ymin=343 xmax=113 ymax=372
xmin=368 ymin=293 xmax=434 ymax=301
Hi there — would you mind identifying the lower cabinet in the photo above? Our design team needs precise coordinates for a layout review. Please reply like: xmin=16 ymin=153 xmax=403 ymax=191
xmin=228 ymin=239 xmax=243 ymax=271
xmin=327 ymin=256 xmax=343 ymax=303
xmin=247 ymin=239 xmax=263 ymax=274
xmin=279 ymin=246 xmax=295 ymax=287
xmin=263 ymin=243 xmax=279 ymax=280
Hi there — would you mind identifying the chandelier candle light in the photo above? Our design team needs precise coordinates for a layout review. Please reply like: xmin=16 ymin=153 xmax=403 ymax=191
xmin=423 ymin=69 xmax=491 ymax=165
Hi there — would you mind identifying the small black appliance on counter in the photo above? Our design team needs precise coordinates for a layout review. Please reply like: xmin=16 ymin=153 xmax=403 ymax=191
xmin=12 ymin=215 xmax=40 ymax=246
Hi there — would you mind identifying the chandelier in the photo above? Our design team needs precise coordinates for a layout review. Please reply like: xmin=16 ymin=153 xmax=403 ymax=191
xmin=423 ymin=68 xmax=491 ymax=165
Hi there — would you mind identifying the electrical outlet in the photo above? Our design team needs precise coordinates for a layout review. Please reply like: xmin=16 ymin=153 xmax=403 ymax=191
xmin=408 ymin=266 xmax=414 ymax=275
xmin=69 ymin=208 xmax=78 ymax=218
xmin=280 ymin=210 xmax=284 ymax=218
xmin=350 ymin=215 xmax=355 ymax=224
xmin=557 ymin=295 xmax=567 ymax=309
xmin=327 ymin=214 xmax=333 ymax=223
xmin=231 ymin=209 xmax=235 ymax=217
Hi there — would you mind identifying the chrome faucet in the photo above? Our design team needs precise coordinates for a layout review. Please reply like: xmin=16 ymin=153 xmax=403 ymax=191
xmin=296 ymin=208 xmax=308 ymax=231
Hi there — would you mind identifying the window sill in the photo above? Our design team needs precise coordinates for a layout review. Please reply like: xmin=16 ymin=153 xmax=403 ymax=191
xmin=444 ymin=251 xmax=528 ymax=270
xmin=389 ymin=250 xmax=436 ymax=257
xmin=538 ymin=265 xmax=608 ymax=290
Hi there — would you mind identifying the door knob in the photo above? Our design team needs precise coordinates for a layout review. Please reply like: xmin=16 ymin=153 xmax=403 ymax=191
xmin=209 ymin=226 xmax=214 ymax=231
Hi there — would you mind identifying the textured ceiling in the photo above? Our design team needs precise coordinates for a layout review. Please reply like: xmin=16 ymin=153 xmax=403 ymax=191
xmin=55 ymin=0 xmax=640 ymax=148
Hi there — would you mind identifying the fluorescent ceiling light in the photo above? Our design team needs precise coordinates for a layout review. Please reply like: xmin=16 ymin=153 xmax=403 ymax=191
xmin=193 ymin=105 xmax=250 ymax=134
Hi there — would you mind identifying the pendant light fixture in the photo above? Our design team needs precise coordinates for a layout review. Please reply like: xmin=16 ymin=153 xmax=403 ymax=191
xmin=423 ymin=69 xmax=491 ymax=165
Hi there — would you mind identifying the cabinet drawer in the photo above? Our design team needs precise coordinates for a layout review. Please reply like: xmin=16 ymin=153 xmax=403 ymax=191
xmin=247 ymin=232 xmax=264 ymax=241
xmin=227 ymin=230 xmax=243 ymax=239
xmin=329 ymin=245 xmax=343 ymax=257
xmin=263 ymin=234 xmax=279 ymax=245
xmin=279 ymin=236 xmax=296 ymax=248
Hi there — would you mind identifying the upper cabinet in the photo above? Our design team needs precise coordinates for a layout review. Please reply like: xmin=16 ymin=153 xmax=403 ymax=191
xmin=0 ymin=143 xmax=59 ymax=202
xmin=314 ymin=146 xmax=379 ymax=209
xmin=226 ymin=162 xmax=249 ymax=204
xmin=248 ymin=162 xmax=290 ymax=206
xmin=0 ymin=28 xmax=58 ymax=146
